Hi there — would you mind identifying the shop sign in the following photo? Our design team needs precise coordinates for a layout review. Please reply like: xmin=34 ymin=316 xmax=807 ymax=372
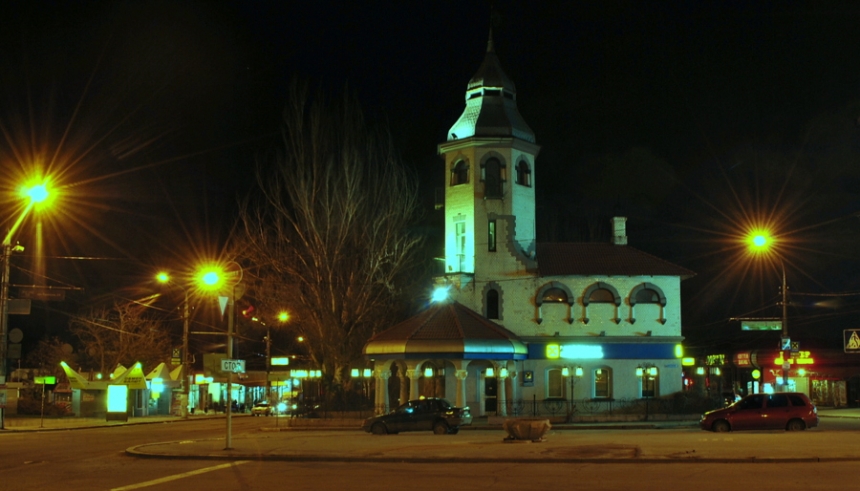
xmin=706 ymin=354 xmax=725 ymax=366
xmin=734 ymin=352 xmax=751 ymax=367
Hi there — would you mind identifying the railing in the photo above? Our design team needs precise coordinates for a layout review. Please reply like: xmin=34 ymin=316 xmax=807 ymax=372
xmin=288 ymin=394 xmax=722 ymax=421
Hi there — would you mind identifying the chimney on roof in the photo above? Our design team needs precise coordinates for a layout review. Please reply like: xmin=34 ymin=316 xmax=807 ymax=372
xmin=611 ymin=216 xmax=627 ymax=245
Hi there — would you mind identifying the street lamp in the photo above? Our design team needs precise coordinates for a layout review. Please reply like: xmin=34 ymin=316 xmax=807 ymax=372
xmin=636 ymin=364 xmax=658 ymax=421
xmin=746 ymin=230 xmax=791 ymax=391
xmin=562 ymin=366 xmax=582 ymax=423
xmin=1 ymin=181 xmax=52 ymax=429
xmin=265 ymin=311 xmax=290 ymax=406
xmin=156 ymin=272 xmax=192 ymax=419
xmin=195 ymin=261 xmax=242 ymax=450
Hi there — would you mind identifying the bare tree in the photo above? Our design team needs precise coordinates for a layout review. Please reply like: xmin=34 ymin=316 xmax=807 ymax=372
xmin=69 ymin=299 xmax=173 ymax=373
xmin=24 ymin=336 xmax=75 ymax=379
xmin=236 ymin=83 xmax=425 ymax=385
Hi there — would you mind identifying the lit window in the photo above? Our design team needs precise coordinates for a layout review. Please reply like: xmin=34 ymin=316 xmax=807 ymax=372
xmin=542 ymin=287 xmax=568 ymax=303
xmin=547 ymin=368 xmax=564 ymax=398
xmin=488 ymin=220 xmax=496 ymax=252
xmin=640 ymin=367 xmax=659 ymax=398
xmin=593 ymin=368 xmax=612 ymax=398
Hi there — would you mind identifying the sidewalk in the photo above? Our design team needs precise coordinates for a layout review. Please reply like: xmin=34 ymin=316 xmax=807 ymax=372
xmin=5 ymin=408 xmax=860 ymax=463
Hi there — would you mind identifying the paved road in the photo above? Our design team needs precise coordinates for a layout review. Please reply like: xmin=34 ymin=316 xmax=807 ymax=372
xmin=6 ymin=408 xmax=860 ymax=464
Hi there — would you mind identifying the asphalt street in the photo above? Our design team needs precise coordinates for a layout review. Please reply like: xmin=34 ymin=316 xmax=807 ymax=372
xmin=5 ymin=408 xmax=860 ymax=464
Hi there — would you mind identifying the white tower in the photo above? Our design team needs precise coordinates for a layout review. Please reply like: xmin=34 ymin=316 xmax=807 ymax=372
xmin=438 ymin=31 xmax=540 ymax=281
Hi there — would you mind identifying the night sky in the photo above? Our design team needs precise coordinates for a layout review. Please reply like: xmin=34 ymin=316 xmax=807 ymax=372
xmin=3 ymin=1 xmax=860 ymax=357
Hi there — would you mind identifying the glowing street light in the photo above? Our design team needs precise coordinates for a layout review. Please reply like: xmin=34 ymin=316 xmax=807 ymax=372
xmin=745 ymin=228 xmax=790 ymax=390
xmin=1 ymin=181 xmax=53 ymax=429
xmin=192 ymin=261 xmax=242 ymax=450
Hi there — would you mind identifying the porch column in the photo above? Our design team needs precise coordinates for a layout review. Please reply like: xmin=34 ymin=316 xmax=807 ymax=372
xmin=374 ymin=369 xmax=390 ymax=414
xmin=455 ymin=369 xmax=468 ymax=408
xmin=399 ymin=373 xmax=409 ymax=406
xmin=406 ymin=369 xmax=420 ymax=400
xmin=497 ymin=367 xmax=508 ymax=417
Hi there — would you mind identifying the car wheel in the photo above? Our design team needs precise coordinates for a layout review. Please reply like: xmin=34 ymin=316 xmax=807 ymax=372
xmin=433 ymin=421 xmax=449 ymax=435
xmin=786 ymin=419 xmax=806 ymax=431
xmin=371 ymin=423 xmax=388 ymax=435
xmin=712 ymin=420 xmax=731 ymax=432
xmin=448 ymin=427 xmax=460 ymax=435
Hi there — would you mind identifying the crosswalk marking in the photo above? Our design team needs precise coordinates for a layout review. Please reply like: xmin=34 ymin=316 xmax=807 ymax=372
xmin=111 ymin=461 xmax=250 ymax=491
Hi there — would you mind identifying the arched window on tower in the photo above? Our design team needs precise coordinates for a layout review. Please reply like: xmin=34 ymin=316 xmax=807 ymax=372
xmin=482 ymin=157 xmax=504 ymax=198
xmin=515 ymin=160 xmax=531 ymax=187
xmin=451 ymin=160 xmax=469 ymax=186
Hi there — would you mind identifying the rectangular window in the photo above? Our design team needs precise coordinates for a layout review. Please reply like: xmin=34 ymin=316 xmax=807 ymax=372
xmin=488 ymin=220 xmax=496 ymax=252
xmin=640 ymin=370 xmax=659 ymax=398
xmin=547 ymin=369 xmax=563 ymax=398
xmin=593 ymin=369 xmax=611 ymax=398
xmin=455 ymin=218 xmax=466 ymax=272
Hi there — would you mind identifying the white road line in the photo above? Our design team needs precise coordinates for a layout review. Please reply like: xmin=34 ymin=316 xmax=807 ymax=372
xmin=110 ymin=461 xmax=251 ymax=491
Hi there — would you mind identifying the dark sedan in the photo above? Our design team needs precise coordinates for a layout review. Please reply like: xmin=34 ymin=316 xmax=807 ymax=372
xmin=362 ymin=398 xmax=472 ymax=435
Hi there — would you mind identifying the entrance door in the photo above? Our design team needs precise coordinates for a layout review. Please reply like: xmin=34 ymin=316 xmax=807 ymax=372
xmin=484 ymin=377 xmax=497 ymax=413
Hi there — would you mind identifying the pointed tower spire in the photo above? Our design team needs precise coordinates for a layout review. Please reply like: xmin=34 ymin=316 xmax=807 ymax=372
xmin=446 ymin=29 xmax=535 ymax=143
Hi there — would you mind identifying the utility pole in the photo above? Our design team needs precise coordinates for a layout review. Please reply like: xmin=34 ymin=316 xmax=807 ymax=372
xmin=781 ymin=263 xmax=790 ymax=390
xmin=265 ymin=326 xmax=271 ymax=402
xmin=182 ymin=292 xmax=190 ymax=419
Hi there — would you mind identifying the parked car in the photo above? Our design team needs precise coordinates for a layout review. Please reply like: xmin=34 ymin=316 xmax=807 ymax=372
xmin=362 ymin=398 xmax=472 ymax=435
xmin=700 ymin=392 xmax=819 ymax=432
xmin=251 ymin=402 xmax=272 ymax=416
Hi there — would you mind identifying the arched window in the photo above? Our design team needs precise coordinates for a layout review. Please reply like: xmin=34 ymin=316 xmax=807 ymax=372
xmin=482 ymin=157 xmax=503 ymax=198
xmin=588 ymin=288 xmax=615 ymax=303
xmin=593 ymin=368 xmax=612 ymax=399
xmin=582 ymin=282 xmax=621 ymax=324
xmin=628 ymin=283 xmax=667 ymax=324
xmin=486 ymin=289 xmax=499 ymax=319
xmin=451 ymin=160 xmax=468 ymax=186
xmin=635 ymin=288 xmax=660 ymax=303
xmin=542 ymin=288 xmax=568 ymax=303
xmin=516 ymin=161 xmax=531 ymax=187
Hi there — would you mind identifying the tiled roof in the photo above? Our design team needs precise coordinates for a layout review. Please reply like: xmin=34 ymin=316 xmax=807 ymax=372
xmin=364 ymin=301 xmax=526 ymax=359
xmin=536 ymin=242 xmax=695 ymax=278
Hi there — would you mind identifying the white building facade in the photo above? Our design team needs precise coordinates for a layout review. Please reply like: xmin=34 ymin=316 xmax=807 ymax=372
xmin=364 ymin=34 xmax=693 ymax=417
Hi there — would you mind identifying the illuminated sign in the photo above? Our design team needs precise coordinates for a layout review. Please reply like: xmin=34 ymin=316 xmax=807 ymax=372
xmin=271 ymin=357 xmax=290 ymax=366
xmin=681 ymin=357 xmax=696 ymax=366
xmin=706 ymin=354 xmax=725 ymax=366
xmin=741 ymin=321 xmax=781 ymax=331
xmin=546 ymin=344 xmax=604 ymax=360
xmin=734 ymin=352 xmax=751 ymax=367
xmin=774 ymin=351 xmax=814 ymax=365
xmin=107 ymin=385 xmax=128 ymax=412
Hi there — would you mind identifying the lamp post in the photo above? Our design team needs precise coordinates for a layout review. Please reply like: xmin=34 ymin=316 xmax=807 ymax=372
xmin=747 ymin=231 xmax=790 ymax=391
xmin=197 ymin=261 xmax=242 ymax=450
xmin=0 ymin=182 xmax=51 ymax=429
xmin=636 ymin=364 xmax=658 ymax=421
xmin=562 ymin=366 xmax=582 ymax=423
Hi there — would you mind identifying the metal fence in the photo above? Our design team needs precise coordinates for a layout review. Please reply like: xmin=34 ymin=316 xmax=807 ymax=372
xmin=291 ymin=393 xmax=723 ymax=421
